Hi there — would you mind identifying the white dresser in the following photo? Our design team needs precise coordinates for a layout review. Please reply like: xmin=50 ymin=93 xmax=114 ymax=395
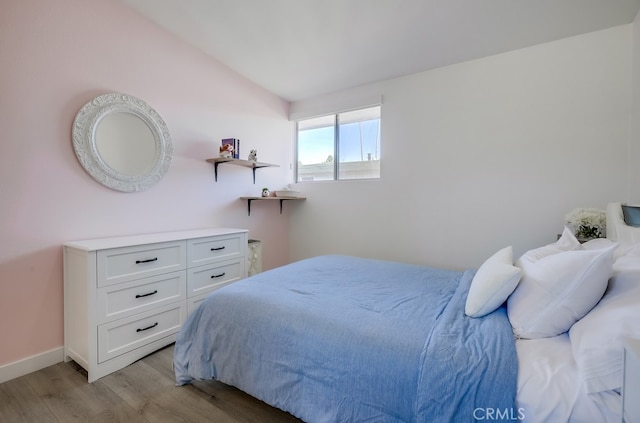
xmin=63 ymin=228 xmax=248 ymax=382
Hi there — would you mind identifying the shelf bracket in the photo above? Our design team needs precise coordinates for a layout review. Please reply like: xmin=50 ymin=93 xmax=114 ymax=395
xmin=207 ymin=158 xmax=279 ymax=184
xmin=214 ymin=161 xmax=221 ymax=182
xmin=214 ymin=162 xmax=258 ymax=184
xmin=244 ymin=198 xmax=288 ymax=216
xmin=246 ymin=198 xmax=254 ymax=216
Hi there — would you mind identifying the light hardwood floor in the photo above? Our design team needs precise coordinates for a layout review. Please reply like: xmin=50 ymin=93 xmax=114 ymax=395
xmin=0 ymin=344 xmax=302 ymax=422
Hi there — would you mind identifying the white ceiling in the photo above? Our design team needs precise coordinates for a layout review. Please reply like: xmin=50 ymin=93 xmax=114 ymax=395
xmin=121 ymin=0 xmax=640 ymax=102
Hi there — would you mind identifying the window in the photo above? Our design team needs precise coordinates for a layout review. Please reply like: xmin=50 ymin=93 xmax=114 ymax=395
xmin=296 ymin=106 xmax=380 ymax=181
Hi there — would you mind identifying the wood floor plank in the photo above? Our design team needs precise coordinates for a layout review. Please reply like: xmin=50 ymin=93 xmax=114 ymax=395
xmin=0 ymin=343 xmax=305 ymax=423
xmin=0 ymin=377 xmax=57 ymax=423
xmin=88 ymin=401 xmax=150 ymax=423
xmin=134 ymin=383 xmax=239 ymax=422
xmin=99 ymin=359 xmax=175 ymax=411
xmin=192 ymin=379 xmax=302 ymax=423
xmin=24 ymin=362 xmax=125 ymax=421
xmin=139 ymin=344 xmax=176 ymax=380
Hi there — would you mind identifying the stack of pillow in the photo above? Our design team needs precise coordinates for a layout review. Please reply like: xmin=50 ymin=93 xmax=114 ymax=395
xmin=465 ymin=226 xmax=616 ymax=336
xmin=465 ymin=224 xmax=640 ymax=402
xmin=569 ymin=241 xmax=640 ymax=396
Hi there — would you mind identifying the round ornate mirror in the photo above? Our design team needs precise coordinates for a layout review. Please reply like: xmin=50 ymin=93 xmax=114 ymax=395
xmin=72 ymin=93 xmax=172 ymax=192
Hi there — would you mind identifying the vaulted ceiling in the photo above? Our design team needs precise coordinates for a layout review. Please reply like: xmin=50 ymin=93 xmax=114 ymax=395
xmin=121 ymin=0 xmax=640 ymax=101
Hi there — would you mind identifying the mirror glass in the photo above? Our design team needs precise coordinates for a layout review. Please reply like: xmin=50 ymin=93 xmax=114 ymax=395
xmin=72 ymin=93 xmax=172 ymax=192
xmin=95 ymin=112 xmax=156 ymax=176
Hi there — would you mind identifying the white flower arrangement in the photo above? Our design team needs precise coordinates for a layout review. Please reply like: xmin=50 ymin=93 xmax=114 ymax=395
xmin=565 ymin=208 xmax=606 ymax=240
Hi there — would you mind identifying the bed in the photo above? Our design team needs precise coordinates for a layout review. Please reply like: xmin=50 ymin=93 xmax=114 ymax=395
xmin=174 ymin=203 xmax=640 ymax=423
xmin=175 ymin=255 xmax=518 ymax=422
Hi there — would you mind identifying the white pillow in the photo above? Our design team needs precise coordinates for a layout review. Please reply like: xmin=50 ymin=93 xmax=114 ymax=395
xmin=581 ymin=238 xmax=617 ymax=251
xmin=507 ymin=228 xmax=616 ymax=339
xmin=524 ymin=226 xmax=581 ymax=261
xmin=569 ymin=243 xmax=640 ymax=394
xmin=582 ymin=237 xmax=629 ymax=261
xmin=465 ymin=246 xmax=521 ymax=318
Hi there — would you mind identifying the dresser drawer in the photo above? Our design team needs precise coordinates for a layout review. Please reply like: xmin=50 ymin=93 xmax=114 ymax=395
xmin=97 ymin=241 xmax=186 ymax=286
xmin=97 ymin=270 xmax=186 ymax=324
xmin=97 ymin=302 xmax=185 ymax=363
xmin=187 ymin=259 xmax=243 ymax=298
xmin=188 ymin=234 xmax=244 ymax=267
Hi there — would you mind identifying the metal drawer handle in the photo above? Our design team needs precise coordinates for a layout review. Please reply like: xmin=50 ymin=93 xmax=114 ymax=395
xmin=136 ymin=257 xmax=158 ymax=264
xmin=135 ymin=290 xmax=158 ymax=299
xmin=136 ymin=322 xmax=158 ymax=333
xmin=210 ymin=246 xmax=226 ymax=251
xmin=211 ymin=272 xmax=226 ymax=279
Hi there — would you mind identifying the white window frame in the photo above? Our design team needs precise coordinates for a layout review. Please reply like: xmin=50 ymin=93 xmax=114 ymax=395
xmin=295 ymin=105 xmax=381 ymax=182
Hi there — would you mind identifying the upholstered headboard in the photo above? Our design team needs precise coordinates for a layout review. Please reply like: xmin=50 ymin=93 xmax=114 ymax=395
xmin=606 ymin=202 xmax=640 ymax=244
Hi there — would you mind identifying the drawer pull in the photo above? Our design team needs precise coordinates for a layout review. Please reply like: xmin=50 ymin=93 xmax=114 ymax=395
xmin=136 ymin=322 xmax=158 ymax=333
xmin=135 ymin=257 xmax=158 ymax=264
xmin=211 ymin=272 xmax=226 ymax=279
xmin=135 ymin=290 xmax=158 ymax=299
xmin=210 ymin=246 xmax=226 ymax=251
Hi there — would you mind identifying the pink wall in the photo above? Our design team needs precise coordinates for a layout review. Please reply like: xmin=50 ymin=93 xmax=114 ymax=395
xmin=0 ymin=0 xmax=294 ymax=366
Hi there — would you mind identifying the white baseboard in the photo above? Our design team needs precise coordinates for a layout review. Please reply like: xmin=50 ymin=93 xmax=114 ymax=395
xmin=0 ymin=347 xmax=64 ymax=384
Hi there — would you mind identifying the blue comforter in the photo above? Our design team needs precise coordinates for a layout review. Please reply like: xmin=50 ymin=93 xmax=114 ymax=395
xmin=174 ymin=255 xmax=517 ymax=422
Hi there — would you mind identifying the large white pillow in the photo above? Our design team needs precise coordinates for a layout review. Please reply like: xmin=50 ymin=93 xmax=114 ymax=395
xmin=569 ymin=243 xmax=640 ymax=394
xmin=507 ymin=228 xmax=616 ymax=339
xmin=582 ymin=237 xmax=629 ymax=261
xmin=465 ymin=246 xmax=521 ymax=318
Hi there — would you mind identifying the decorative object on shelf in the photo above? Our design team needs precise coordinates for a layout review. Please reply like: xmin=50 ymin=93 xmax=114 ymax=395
xmin=261 ymin=187 xmax=270 ymax=197
xmin=565 ymin=207 xmax=606 ymax=241
xmin=275 ymin=190 xmax=300 ymax=198
xmin=221 ymin=138 xmax=240 ymax=159
xmin=248 ymin=149 xmax=257 ymax=162
xmin=219 ymin=142 xmax=234 ymax=159
xmin=274 ymin=184 xmax=301 ymax=198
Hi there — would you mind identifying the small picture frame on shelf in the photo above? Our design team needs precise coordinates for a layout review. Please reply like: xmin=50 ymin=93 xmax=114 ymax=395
xmin=221 ymin=138 xmax=240 ymax=159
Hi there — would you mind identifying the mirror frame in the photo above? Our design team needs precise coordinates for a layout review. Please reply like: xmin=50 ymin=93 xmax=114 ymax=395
xmin=72 ymin=93 xmax=173 ymax=192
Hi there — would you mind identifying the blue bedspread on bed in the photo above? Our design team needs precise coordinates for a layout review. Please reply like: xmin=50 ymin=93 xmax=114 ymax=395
xmin=174 ymin=255 xmax=518 ymax=422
